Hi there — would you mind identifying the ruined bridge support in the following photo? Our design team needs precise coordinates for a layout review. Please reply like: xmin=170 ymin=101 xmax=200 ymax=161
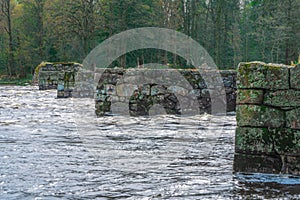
xmin=234 ymin=62 xmax=300 ymax=176
xmin=35 ymin=62 xmax=82 ymax=98
xmin=94 ymin=68 xmax=237 ymax=117
xmin=38 ymin=61 xmax=299 ymax=175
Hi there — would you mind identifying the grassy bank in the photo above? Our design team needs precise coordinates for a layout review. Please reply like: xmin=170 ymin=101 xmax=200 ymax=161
xmin=0 ymin=74 xmax=33 ymax=86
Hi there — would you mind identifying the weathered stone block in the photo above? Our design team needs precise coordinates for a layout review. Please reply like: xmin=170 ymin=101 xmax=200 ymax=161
xmin=286 ymin=108 xmax=300 ymax=130
xmin=95 ymin=68 xmax=236 ymax=116
xmin=116 ymin=84 xmax=138 ymax=97
xmin=37 ymin=62 xmax=81 ymax=92
xmin=290 ymin=64 xmax=300 ymax=89
xmin=264 ymin=90 xmax=300 ymax=108
xmin=235 ymin=61 xmax=300 ymax=175
xmin=226 ymin=91 xmax=236 ymax=112
xmin=236 ymin=105 xmax=285 ymax=128
xmin=236 ymin=127 xmax=300 ymax=155
xmin=235 ymin=127 xmax=273 ymax=154
xmin=237 ymin=62 xmax=289 ymax=89
xmin=168 ymin=85 xmax=189 ymax=96
xmin=95 ymin=101 xmax=111 ymax=116
xmin=284 ymin=156 xmax=300 ymax=175
xmin=151 ymin=84 xmax=167 ymax=95
xmin=120 ymin=73 xmax=145 ymax=85
xmin=233 ymin=153 xmax=282 ymax=174
xmin=267 ymin=64 xmax=290 ymax=90
xmin=237 ymin=89 xmax=264 ymax=104
xmin=234 ymin=153 xmax=300 ymax=175
xmin=237 ymin=62 xmax=268 ymax=89
xmin=274 ymin=129 xmax=300 ymax=155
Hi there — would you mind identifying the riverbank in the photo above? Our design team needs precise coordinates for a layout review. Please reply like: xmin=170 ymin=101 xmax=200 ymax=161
xmin=0 ymin=75 xmax=33 ymax=86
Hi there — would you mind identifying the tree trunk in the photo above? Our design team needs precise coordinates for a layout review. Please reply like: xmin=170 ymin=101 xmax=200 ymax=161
xmin=2 ymin=0 xmax=15 ymax=77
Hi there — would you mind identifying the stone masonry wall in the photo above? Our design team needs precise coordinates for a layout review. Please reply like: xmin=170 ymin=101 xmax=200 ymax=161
xmin=234 ymin=61 xmax=300 ymax=175
xmin=94 ymin=68 xmax=236 ymax=117
xmin=37 ymin=62 xmax=81 ymax=98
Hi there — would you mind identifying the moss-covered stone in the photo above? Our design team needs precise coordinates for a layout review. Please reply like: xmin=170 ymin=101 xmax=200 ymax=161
xmin=127 ymin=84 xmax=181 ymax=116
xmin=284 ymin=156 xmax=300 ymax=175
xmin=264 ymin=90 xmax=300 ymax=108
xmin=286 ymin=108 xmax=300 ymax=130
xmin=233 ymin=153 xmax=282 ymax=174
xmin=273 ymin=129 xmax=300 ymax=155
xmin=237 ymin=62 xmax=269 ymax=89
xmin=95 ymin=68 xmax=236 ymax=116
xmin=235 ymin=127 xmax=273 ymax=154
xmin=95 ymin=100 xmax=112 ymax=116
xmin=236 ymin=126 xmax=300 ymax=155
xmin=236 ymin=105 xmax=285 ymax=128
xmin=235 ymin=61 xmax=300 ymax=175
xmin=234 ymin=153 xmax=300 ymax=175
xmin=237 ymin=89 xmax=264 ymax=104
xmin=267 ymin=64 xmax=290 ymax=90
xmin=290 ymin=64 xmax=300 ymax=89
xmin=237 ymin=62 xmax=289 ymax=90
xmin=36 ymin=62 xmax=82 ymax=98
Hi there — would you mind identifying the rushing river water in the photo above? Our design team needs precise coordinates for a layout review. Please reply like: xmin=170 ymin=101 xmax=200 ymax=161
xmin=0 ymin=86 xmax=299 ymax=200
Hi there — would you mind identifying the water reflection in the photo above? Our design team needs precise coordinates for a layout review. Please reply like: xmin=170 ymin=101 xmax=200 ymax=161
xmin=0 ymin=86 xmax=299 ymax=199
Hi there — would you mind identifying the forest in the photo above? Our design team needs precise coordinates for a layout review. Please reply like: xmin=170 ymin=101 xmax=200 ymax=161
xmin=0 ymin=0 xmax=299 ymax=79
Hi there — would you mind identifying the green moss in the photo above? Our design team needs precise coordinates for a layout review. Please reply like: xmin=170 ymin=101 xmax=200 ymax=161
xmin=236 ymin=105 xmax=285 ymax=128
xmin=237 ymin=62 xmax=289 ymax=90
xmin=236 ymin=127 xmax=300 ymax=156
xmin=273 ymin=128 xmax=297 ymax=154
xmin=237 ymin=89 xmax=263 ymax=104
xmin=264 ymin=90 xmax=300 ymax=107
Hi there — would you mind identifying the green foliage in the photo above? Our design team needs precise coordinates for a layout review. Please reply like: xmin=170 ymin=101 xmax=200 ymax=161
xmin=0 ymin=0 xmax=300 ymax=78
xmin=0 ymin=74 xmax=33 ymax=85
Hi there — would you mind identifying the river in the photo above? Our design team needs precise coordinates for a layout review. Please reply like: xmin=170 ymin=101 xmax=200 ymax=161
xmin=0 ymin=86 xmax=299 ymax=199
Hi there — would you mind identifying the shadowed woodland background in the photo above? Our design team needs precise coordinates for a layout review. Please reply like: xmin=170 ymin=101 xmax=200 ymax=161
xmin=0 ymin=0 xmax=299 ymax=78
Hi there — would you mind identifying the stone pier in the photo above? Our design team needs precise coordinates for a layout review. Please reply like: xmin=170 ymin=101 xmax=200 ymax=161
xmin=234 ymin=62 xmax=300 ymax=175
xmin=35 ymin=62 xmax=82 ymax=98
xmin=94 ymin=68 xmax=237 ymax=116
